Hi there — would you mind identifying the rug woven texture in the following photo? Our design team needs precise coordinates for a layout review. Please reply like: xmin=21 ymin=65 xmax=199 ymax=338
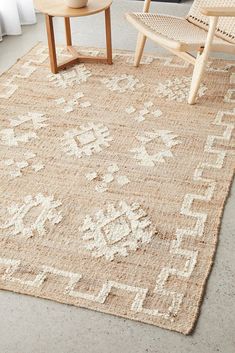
xmin=0 ymin=44 xmax=234 ymax=334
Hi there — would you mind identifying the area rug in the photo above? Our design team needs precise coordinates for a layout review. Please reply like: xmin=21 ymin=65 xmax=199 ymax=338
xmin=0 ymin=44 xmax=234 ymax=334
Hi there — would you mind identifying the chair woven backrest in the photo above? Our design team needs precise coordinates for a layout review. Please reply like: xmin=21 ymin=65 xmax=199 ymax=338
xmin=187 ymin=0 xmax=235 ymax=44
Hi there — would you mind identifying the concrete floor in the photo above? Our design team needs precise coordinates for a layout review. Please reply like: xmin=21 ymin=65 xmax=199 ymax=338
xmin=0 ymin=1 xmax=234 ymax=352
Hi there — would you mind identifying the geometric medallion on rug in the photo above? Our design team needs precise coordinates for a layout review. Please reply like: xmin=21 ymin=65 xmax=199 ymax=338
xmin=0 ymin=43 xmax=234 ymax=334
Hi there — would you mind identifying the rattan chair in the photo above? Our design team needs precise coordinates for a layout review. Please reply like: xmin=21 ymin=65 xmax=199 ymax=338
xmin=126 ymin=0 xmax=235 ymax=104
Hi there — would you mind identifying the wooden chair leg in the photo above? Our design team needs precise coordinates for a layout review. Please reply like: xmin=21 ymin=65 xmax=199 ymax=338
xmin=134 ymin=32 xmax=147 ymax=67
xmin=188 ymin=50 xmax=208 ymax=105
xmin=188 ymin=16 xmax=218 ymax=105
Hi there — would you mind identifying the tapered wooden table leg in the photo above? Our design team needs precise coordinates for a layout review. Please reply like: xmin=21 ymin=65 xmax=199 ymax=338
xmin=37 ymin=1 xmax=113 ymax=72
xmin=105 ymin=8 xmax=112 ymax=65
xmin=45 ymin=15 xmax=58 ymax=74
xmin=65 ymin=17 xmax=72 ymax=47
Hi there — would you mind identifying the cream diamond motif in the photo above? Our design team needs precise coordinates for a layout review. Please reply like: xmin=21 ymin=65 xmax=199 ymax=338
xmin=48 ymin=64 xmax=91 ymax=88
xmin=131 ymin=130 xmax=182 ymax=167
xmin=0 ymin=128 xmax=37 ymax=146
xmin=0 ymin=194 xmax=62 ymax=238
xmin=10 ymin=112 xmax=48 ymax=130
xmin=155 ymin=76 xmax=207 ymax=102
xmin=0 ymin=112 xmax=48 ymax=146
xmin=62 ymin=123 xmax=113 ymax=158
xmin=81 ymin=201 xmax=153 ymax=261
xmin=101 ymin=74 xmax=144 ymax=93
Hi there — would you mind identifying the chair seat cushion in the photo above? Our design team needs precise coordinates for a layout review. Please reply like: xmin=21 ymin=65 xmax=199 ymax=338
xmin=126 ymin=13 xmax=231 ymax=51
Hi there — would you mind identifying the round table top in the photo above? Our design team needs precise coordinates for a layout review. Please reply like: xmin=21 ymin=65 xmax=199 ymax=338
xmin=34 ymin=0 xmax=112 ymax=17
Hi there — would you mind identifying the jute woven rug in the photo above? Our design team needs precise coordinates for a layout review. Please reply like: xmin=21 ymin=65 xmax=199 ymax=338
xmin=0 ymin=44 xmax=234 ymax=334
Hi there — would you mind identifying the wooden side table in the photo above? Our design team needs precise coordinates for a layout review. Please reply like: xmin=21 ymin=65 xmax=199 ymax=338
xmin=34 ymin=0 xmax=113 ymax=73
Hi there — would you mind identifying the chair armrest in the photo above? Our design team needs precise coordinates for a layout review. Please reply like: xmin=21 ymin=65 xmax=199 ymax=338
xmin=201 ymin=7 xmax=235 ymax=17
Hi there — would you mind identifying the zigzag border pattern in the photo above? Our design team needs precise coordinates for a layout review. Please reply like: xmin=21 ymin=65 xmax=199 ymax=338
xmin=0 ymin=47 xmax=48 ymax=99
xmin=2 ymin=45 xmax=234 ymax=100
xmin=153 ymin=108 xmax=235 ymax=319
xmin=0 ymin=47 xmax=101 ymax=99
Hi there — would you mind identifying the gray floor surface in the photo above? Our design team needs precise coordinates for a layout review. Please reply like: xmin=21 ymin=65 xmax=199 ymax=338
xmin=0 ymin=1 xmax=234 ymax=352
